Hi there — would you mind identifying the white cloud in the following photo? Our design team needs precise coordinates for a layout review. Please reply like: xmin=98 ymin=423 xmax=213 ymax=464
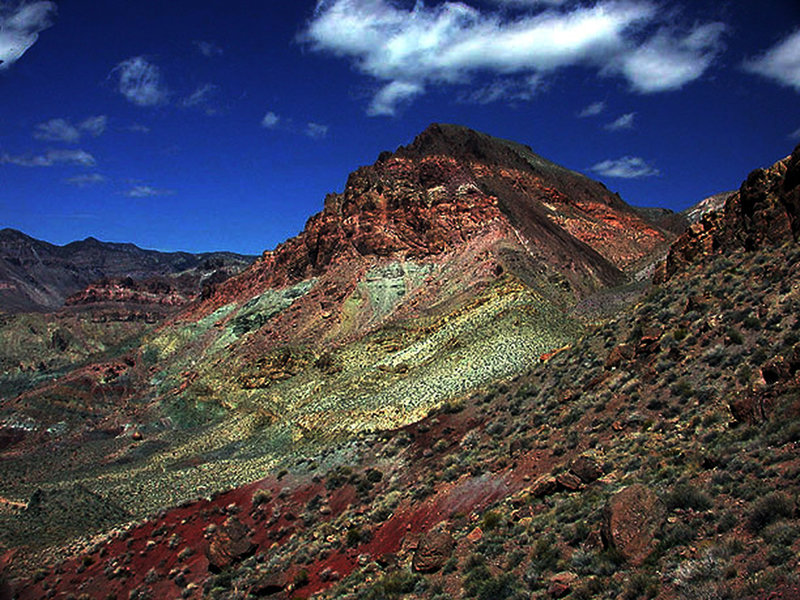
xmin=790 ymin=127 xmax=800 ymax=140
xmin=591 ymin=156 xmax=658 ymax=178
xmin=33 ymin=115 xmax=108 ymax=143
xmin=302 ymin=0 xmax=726 ymax=114
xmin=1 ymin=148 xmax=96 ymax=167
xmin=616 ymin=23 xmax=726 ymax=93
xmin=744 ymin=28 xmax=800 ymax=92
xmin=305 ymin=122 xmax=329 ymax=139
xmin=128 ymin=123 xmax=151 ymax=133
xmin=79 ymin=115 xmax=107 ymax=137
xmin=64 ymin=173 xmax=106 ymax=187
xmin=605 ymin=112 xmax=635 ymax=131
xmin=368 ymin=81 xmax=424 ymax=115
xmin=261 ymin=111 xmax=280 ymax=128
xmin=124 ymin=185 xmax=173 ymax=198
xmin=578 ymin=100 xmax=605 ymax=117
xmin=113 ymin=56 xmax=168 ymax=107
xmin=193 ymin=40 xmax=223 ymax=57
xmin=0 ymin=1 xmax=56 ymax=70
xmin=34 ymin=118 xmax=80 ymax=143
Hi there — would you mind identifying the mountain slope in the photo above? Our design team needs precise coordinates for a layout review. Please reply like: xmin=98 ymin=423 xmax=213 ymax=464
xmin=0 ymin=124 xmax=674 ymax=577
xmin=7 ymin=143 xmax=800 ymax=600
xmin=0 ymin=229 xmax=255 ymax=313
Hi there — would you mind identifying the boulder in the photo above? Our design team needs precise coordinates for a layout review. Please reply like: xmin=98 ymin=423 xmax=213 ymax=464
xmin=569 ymin=456 xmax=604 ymax=484
xmin=603 ymin=484 xmax=665 ymax=566
xmin=603 ymin=484 xmax=667 ymax=566
xmin=205 ymin=516 xmax=256 ymax=572
xmin=412 ymin=530 xmax=455 ymax=573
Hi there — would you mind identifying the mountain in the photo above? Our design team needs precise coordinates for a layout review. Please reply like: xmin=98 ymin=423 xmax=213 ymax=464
xmin=0 ymin=229 xmax=255 ymax=313
xmin=11 ymin=127 xmax=799 ymax=600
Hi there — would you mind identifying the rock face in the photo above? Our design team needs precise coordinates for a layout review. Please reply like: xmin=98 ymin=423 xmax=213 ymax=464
xmin=657 ymin=144 xmax=800 ymax=282
xmin=412 ymin=530 xmax=455 ymax=573
xmin=603 ymin=484 xmax=666 ymax=566
xmin=193 ymin=123 xmax=672 ymax=318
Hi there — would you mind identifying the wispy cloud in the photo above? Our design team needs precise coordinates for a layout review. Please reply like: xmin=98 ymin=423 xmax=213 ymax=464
xmin=490 ymin=0 xmax=568 ymax=6
xmin=743 ymin=28 xmax=800 ymax=92
xmin=128 ymin=123 xmax=151 ymax=133
xmin=0 ymin=1 xmax=57 ymax=70
xmin=578 ymin=101 xmax=606 ymax=118
xmin=193 ymin=40 xmax=223 ymax=57
xmin=113 ymin=56 xmax=169 ymax=107
xmin=605 ymin=112 xmax=636 ymax=131
xmin=591 ymin=156 xmax=659 ymax=178
xmin=33 ymin=115 xmax=107 ymax=142
xmin=124 ymin=185 xmax=174 ymax=198
xmin=79 ymin=115 xmax=108 ymax=137
xmin=1 ymin=149 xmax=96 ymax=167
xmin=301 ymin=0 xmax=726 ymax=115
xmin=459 ymin=74 xmax=543 ymax=105
xmin=368 ymin=81 xmax=424 ymax=116
xmin=790 ymin=127 xmax=800 ymax=140
xmin=261 ymin=111 xmax=280 ymax=128
xmin=64 ymin=173 xmax=106 ymax=187
xmin=181 ymin=83 xmax=219 ymax=115
xmin=305 ymin=122 xmax=329 ymax=139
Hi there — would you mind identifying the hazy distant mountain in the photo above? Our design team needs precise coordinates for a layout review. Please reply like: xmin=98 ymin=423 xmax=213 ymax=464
xmin=0 ymin=229 xmax=255 ymax=312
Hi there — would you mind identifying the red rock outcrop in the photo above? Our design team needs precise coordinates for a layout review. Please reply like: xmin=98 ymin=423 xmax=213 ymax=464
xmin=602 ymin=484 xmax=666 ymax=566
xmin=190 ymin=124 xmax=671 ymax=319
xmin=657 ymin=144 xmax=800 ymax=282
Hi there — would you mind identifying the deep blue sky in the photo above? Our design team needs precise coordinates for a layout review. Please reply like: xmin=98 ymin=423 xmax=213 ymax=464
xmin=1 ymin=0 xmax=799 ymax=254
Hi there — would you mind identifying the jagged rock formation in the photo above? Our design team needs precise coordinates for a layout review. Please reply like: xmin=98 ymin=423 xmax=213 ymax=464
xmin=657 ymin=145 xmax=800 ymax=282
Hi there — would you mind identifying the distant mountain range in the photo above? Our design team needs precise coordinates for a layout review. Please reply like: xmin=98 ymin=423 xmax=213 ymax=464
xmin=0 ymin=229 xmax=255 ymax=313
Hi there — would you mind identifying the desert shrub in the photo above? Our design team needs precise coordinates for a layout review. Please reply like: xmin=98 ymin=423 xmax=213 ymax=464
xmin=623 ymin=571 xmax=658 ymax=600
xmin=481 ymin=510 xmax=502 ymax=531
xmin=660 ymin=521 xmax=697 ymax=550
xmin=252 ymin=488 xmax=272 ymax=506
xmin=362 ymin=570 xmax=420 ymax=600
xmin=666 ymin=483 xmax=713 ymax=511
xmin=294 ymin=569 xmax=310 ymax=588
xmin=748 ymin=493 xmax=794 ymax=533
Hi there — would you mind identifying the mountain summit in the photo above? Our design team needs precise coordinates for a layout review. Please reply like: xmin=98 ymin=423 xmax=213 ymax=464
xmin=196 ymin=123 xmax=671 ymax=317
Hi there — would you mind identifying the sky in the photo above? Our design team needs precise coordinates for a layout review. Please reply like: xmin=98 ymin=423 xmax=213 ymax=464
xmin=1 ymin=0 xmax=799 ymax=255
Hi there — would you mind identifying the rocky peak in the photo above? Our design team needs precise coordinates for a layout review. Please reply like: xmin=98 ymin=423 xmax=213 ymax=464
xmin=657 ymin=144 xmax=800 ymax=282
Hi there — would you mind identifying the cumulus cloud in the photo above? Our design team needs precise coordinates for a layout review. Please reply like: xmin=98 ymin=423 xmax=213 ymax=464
xmin=578 ymin=100 xmax=605 ymax=117
xmin=1 ymin=148 xmax=96 ymax=167
xmin=616 ymin=23 xmax=727 ymax=93
xmin=64 ymin=173 xmax=106 ymax=187
xmin=0 ymin=1 xmax=56 ymax=70
xmin=33 ymin=115 xmax=108 ymax=142
xmin=124 ymin=185 xmax=174 ymax=198
xmin=261 ymin=111 xmax=280 ymax=128
xmin=605 ymin=112 xmax=635 ymax=131
xmin=193 ymin=40 xmax=223 ymax=57
xmin=113 ymin=57 xmax=168 ymax=106
xmin=491 ymin=0 xmax=567 ymax=6
xmin=744 ymin=28 xmax=800 ymax=92
xmin=305 ymin=122 xmax=329 ymax=139
xmin=302 ymin=0 xmax=726 ymax=115
xmin=591 ymin=156 xmax=658 ymax=178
